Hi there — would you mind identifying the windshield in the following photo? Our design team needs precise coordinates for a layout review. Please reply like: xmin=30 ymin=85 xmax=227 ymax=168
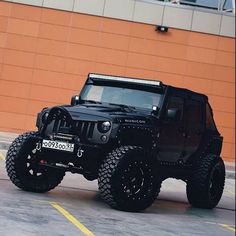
xmin=80 ymin=84 xmax=163 ymax=110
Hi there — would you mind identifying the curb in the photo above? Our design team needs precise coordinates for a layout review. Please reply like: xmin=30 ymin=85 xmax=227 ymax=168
xmin=0 ymin=141 xmax=11 ymax=151
xmin=226 ymin=171 xmax=235 ymax=180
xmin=0 ymin=141 xmax=235 ymax=179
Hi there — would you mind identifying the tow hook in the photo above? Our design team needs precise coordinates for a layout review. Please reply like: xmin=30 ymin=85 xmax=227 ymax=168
xmin=36 ymin=142 xmax=42 ymax=152
xmin=77 ymin=147 xmax=84 ymax=158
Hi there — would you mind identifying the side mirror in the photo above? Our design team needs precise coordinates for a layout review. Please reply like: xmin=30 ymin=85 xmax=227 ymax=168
xmin=151 ymin=106 xmax=159 ymax=116
xmin=167 ymin=108 xmax=181 ymax=121
xmin=71 ymin=95 xmax=80 ymax=106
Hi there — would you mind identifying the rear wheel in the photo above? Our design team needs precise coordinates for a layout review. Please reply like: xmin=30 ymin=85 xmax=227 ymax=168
xmin=98 ymin=146 xmax=161 ymax=212
xmin=6 ymin=132 xmax=65 ymax=193
xmin=186 ymin=155 xmax=225 ymax=209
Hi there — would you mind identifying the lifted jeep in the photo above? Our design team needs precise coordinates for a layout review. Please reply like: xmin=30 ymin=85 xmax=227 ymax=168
xmin=6 ymin=73 xmax=225 ymax=212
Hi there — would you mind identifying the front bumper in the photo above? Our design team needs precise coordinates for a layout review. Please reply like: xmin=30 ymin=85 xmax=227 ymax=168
xmin=36 ymin=135 xmax=103 ymax=163
xmin=34 ymin=135 xmax=104 ymax=179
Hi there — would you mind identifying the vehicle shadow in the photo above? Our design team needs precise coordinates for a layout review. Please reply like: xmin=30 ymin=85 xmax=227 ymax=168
xmin=35 ymin=186 xmax=224 ymax=218
xmin=4 ymin=178 xmax=232 ymax=217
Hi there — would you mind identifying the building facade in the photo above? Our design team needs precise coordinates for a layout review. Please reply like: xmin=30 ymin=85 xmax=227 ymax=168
xmin=0 ymin=0 xmax=235 ymax=162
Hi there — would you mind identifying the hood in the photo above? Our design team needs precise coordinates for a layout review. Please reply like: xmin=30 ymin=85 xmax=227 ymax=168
xmin=61 ymin=104 xmax=151 ymax=123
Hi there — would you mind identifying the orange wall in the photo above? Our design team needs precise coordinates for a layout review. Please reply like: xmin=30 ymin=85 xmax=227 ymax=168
xmin=0 ymin=2 xmax=235 ymax=162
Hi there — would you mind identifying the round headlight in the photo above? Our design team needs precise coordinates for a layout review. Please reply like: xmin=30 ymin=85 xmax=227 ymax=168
xmin=98 ymin=121 xmax=111 ymax=133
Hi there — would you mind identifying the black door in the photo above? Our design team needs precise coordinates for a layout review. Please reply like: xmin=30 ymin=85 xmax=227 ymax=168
xmin=157 ymin=96 xmax=186 ymax=162
xmin=183 ymin=99 xmax=204 ymax=161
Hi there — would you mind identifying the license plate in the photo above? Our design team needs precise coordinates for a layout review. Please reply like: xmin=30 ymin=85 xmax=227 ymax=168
xmin=42 ymin=140 xmax=74 ymax=152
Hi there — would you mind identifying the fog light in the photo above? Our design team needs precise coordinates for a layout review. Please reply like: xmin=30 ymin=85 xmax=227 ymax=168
xmin=101 ymin=135 xmax=107 ymax=142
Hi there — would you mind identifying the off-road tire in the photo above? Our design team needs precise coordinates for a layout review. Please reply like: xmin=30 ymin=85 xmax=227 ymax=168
xmin=186 ymin=155 xmax=225 ymax=209
xmin=6 ymin=132 xmax=65 ymax=193
xmin=98 ymin=146 xmax=161 ymax=212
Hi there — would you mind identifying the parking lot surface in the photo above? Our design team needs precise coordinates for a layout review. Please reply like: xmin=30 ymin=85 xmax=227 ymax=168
xmin=0 ymin=149 xmax=235 ymax=236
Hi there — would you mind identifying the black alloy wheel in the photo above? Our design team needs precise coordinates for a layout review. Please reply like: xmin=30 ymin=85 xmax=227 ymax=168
xmin=6 ymin=132 xmax=65 ymax=193
xmin=98 ymin=146 xmax=162 ymax=212
xmin=186 ymin=155 xmax=225 ymax=209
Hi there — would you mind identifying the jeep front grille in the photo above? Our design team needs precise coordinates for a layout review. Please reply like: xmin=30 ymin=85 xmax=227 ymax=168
xmin=51 ymin=119 xmax=95 ymax=141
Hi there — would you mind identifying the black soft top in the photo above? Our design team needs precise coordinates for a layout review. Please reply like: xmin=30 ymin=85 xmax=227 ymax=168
xmin=167 ymin=86 xmax=208 ymax=103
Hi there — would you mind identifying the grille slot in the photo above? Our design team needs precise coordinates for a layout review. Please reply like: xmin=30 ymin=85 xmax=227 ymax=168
xmin=88 ymin=123 xmax=95 ymax=138
xmin=57 ymin=120 xmax=71 ymax=134
xmin=53 ymin=119 xmax=60 ymax=133
xmin=74 ymin=121 xmax=95 ymax=140
xmin=82 ymin=122 xmax=89 ymax=137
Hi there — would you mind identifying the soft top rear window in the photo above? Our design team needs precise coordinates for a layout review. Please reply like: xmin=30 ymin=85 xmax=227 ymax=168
xmin=206 ymin=103 xmax=217 ymax=131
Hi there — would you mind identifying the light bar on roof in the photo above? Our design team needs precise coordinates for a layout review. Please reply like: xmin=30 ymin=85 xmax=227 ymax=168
xmin=89 ymin=73 xmax=162 ymax=86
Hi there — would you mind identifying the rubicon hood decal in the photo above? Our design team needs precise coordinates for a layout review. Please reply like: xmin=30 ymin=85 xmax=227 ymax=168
xmin=124 ymin=119 xmax=146 ymax=124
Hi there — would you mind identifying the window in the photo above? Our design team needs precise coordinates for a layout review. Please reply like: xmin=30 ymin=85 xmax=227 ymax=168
xmin=179 ymin=0 xmax=219 ymax=9
xmin=155 ymin=0 xmax=235 ymax=12
xmin=223 ymin=0 xmax=235 ymax=12
xmin=206 ymin=103 xmax=217 ymax=131
xmin=186 ymin=100 xmax=202 ymax=125
xmin=166 ymin=96 xmax=184 ymax=120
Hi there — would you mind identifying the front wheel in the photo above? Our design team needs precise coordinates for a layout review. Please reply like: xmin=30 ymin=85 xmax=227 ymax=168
xmin=186 ymin=155 xmax=225 ymax=209
xmin=98 ymin=146 xmax=161 ymax=212
xmin=6 ymin=132 xmax=65 ymax=193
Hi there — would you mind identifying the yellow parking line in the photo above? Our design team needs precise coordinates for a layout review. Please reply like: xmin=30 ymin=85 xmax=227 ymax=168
xmin=225 ymin=189 xmax=235 ymax=195
xmin=50 ymin=202 xmax=95 ymax=236
xmin=206 ymin=222 xmax=235 ymax=233
xmin=219 ymin=224 xmax=235 ymax=233
xmin=0 ymin=152 xmax=5 ymax=161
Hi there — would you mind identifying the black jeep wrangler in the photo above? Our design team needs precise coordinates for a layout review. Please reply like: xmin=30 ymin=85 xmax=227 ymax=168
xmin=6 ymin=73 xmax=225 ymax=212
